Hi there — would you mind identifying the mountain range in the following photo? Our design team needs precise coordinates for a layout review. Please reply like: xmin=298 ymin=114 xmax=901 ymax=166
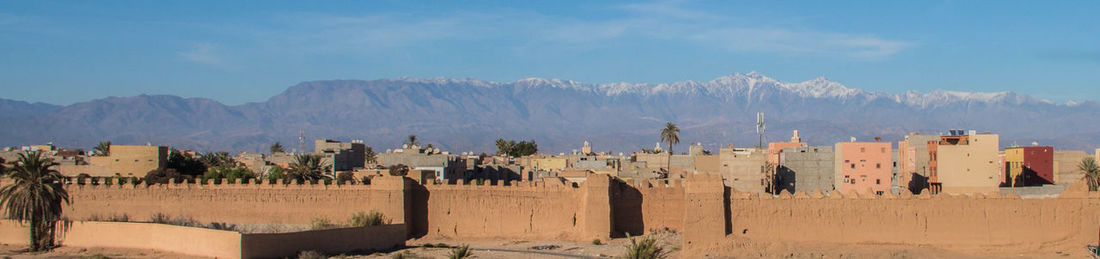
xmin=3 ymin=72 xmax=1099 ymax=154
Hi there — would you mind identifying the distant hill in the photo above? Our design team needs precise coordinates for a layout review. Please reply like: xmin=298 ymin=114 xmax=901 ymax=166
xmin=3 ymin=72 xmax=1099 ymax=153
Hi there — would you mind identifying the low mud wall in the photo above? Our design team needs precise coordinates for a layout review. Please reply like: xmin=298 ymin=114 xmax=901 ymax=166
xmin=0 ymin=220 xmax=406 ymax=259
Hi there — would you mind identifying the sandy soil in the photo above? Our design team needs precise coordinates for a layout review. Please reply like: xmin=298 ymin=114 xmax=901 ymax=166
xmin=2 ymin=233 xmax=1093 ymax=259
xmin=0 ymin=244 xmax=210 ymax=259
xmin=690 ymin=236 xmax=1093 ymax=259
xmin=326 ymin=231 xmax=683 ymax=259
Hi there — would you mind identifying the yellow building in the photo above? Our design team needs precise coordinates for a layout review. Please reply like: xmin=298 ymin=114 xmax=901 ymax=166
xmin=84 ymin=145 xmax=169 ymax=177
xmin=530 ymin=157 xmax=568 ymax=171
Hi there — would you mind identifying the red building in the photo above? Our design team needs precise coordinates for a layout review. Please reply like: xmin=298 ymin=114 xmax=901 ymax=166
xmin=1004 ymin=146 xmax=1054 ymax=187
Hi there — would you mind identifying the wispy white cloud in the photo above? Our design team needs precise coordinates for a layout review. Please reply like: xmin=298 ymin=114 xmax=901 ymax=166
xmin=178 ymin=43 xmax=226 ymax=67
xmin=201 ymin=0 xmax=913 ymax=60
xmin=691 ymin=28 xmax=913 ymax=59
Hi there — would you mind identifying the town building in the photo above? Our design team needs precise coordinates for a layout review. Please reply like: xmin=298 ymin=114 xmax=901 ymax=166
xmin=718 ymin=146 xmax=766 ymax=193
xmin=377 ymin=145 xmax=466 ymax=183
xmin=1054 ymin=150 xmax=1090 ymax=184
xmin=314 ymin=139 xmax=366 ymax=172
xmin=1004 ymin=146 xmax=1054 ymax=187
xmin=767 ymin=130 xmax=808 ymax=165
xmin=775 ymin=146 xmax=834 ymax=194
xmin=834 ymin=140 xmax=892 ymax=195
xmin=897 ymin=132 xmax=940 ymax=193
xmin=61 ymin=144 xmax=170 ymax=177
xmin=927 ymin=130 xmax=1000 ymax=194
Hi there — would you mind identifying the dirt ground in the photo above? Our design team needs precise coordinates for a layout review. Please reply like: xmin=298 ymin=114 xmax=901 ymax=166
xmin=0 ymin=244 xmax=208 ymax=259
xmin=356 ymin=232 xmax=682 ymax=259
xmin=2 ymin=232 xmax=1094 ymax=259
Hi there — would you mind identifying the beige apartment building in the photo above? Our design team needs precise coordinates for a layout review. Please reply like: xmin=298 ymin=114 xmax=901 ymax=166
xmin=62 ymin=144 xmax=169 ymax=177
xmin=719 ymin=146 xmax=766 ymax=193
xmin=928 ymin=131 xmax=1000 ymax=194
xmin=897 ymin=132 xmax=940 ymax=193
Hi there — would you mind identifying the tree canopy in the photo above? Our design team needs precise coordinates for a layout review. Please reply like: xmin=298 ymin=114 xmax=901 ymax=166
xmin=495 ymin=138 xmax=538 ymax=157
xmin=270 ymin=142 xmax=285 ymax=154
xmin=93 ymin=141 xmax=111 ymax=156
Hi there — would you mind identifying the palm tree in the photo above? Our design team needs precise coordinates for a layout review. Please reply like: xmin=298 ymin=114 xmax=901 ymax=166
xmin=1079 ymin=157 xmax=1100 ymax=191
xmin=288 ymin=154 xmax=330 ymax=182
xmin=659 ymin=122 xmax=680 ymax=176
xmin=93 ymin=141 xmax=111 ymax=156
xmin=406 ymin=135 xmax=419 ymax=147
xmin=364 ymin=146 xmax=377 ymax=164
xmin=270 ymin=142 xmax=285 ymax=154
xmin=495 ymin=138 xmax=512 ymax=157
xmin=0 ymin=151 xmax=70 ymax=251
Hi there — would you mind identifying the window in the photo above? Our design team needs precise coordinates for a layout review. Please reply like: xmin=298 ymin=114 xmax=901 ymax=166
xmin=851 ymin=164 xmax=856 ymax=169
xmin=881 ymin=147 xmax=886 ymax=153
xmin=876 ymin=179 xmax=881 ymax=184
xmin=860 ymin=147 xmax=866 ymax=153
xmin=876 ymin=163 xmax=881 ymax=169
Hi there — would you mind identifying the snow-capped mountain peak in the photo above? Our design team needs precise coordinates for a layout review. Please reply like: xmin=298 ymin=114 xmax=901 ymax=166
xmin=395 ymin=72 xmax=1062 ymax=107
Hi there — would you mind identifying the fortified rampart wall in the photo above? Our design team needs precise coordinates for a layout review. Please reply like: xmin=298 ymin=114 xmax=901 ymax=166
xmin=612 ymin=178 xmax=685 ymax=236
xmin=62 ymin=176 xmax=407 ymax=226
xmin=11 ymin=174 xmax=1100 ymax=255
xmin=415 ymin=178 xmax=588 ymax=240
xmin=712 ymin=187 xmax=1100 ymax=251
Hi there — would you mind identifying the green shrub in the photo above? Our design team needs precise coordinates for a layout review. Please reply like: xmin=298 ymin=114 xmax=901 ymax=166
xmin=150 ymin=212 xmax=170 ymax=224
xmin=297 ymin=250 xmax=325 ymax=259
xmin=86 ymin=213 xmax=129 ymax=222
xmin=592 ymin=239 xmax=603 ymax=245
xmin=390 ymin=252 xmax=430 ymax=259
xmin=310 ymin=217 xmax=336 ymax=230
xmin=448 ymin=244 xmax=472 ymax=259
xmin=265 ymin=165 xmax=286 ymax=182
xmin=622 ymin=235 xmax=667 ymax=259
xmin=349 ymin=211 xmax=389 ymax=227
xmin=337 ymin=171 xmax=355 ymax=184
xmin=149 ymin=213 xmax=200 ymax=227
xmin=209 ymin=222 xmax=237 ymax=231
xmin=171 ymin=216 xmax=200 ymax=227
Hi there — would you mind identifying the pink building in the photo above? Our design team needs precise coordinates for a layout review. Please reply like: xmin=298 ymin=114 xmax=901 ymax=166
xmin=768 ymin=130 xmax=808 ymax=164
xmin=834 ymin=141 xmax=892 ymax=195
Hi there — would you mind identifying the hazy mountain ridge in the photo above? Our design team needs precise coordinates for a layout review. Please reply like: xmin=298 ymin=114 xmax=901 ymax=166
xmin=2 ymin=73 xmax=1098 ymax=153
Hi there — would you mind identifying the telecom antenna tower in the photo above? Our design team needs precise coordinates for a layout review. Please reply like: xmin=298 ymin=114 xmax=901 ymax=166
xmin=297 ymin=130 xmax=305 ymax=154
xmin=756 ymin=112 xmax=766 ymax=149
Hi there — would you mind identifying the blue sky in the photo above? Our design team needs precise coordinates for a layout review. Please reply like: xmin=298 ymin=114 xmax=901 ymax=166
xmin=1 ymin=0 xmax=1098 ymax=105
